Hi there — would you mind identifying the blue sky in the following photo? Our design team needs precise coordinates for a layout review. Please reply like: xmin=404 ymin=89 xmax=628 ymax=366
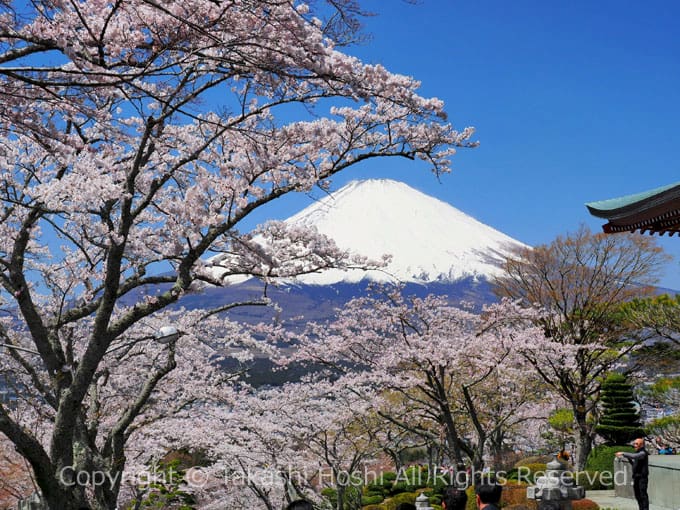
xmin=343 ymin=0 xmax=680 ymax=289
xmin=249 ymin=0 xmax=680 ymax=289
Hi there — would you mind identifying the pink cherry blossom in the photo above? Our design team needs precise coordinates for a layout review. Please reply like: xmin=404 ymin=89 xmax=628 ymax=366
xmin=0 ymin=1 xmax=476 ymax=508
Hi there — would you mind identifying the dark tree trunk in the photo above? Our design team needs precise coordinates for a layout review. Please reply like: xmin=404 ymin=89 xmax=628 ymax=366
xmin=573 ymin=405 xmax=593 ymax=471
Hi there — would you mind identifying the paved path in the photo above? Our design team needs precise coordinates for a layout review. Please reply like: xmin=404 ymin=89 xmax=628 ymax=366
xmin=586 ymin=490 xmax=673 ymax=510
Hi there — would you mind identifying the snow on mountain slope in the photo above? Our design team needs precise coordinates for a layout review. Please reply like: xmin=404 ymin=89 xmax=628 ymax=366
xmin=281 ymin=179 xmax=526 ymax=284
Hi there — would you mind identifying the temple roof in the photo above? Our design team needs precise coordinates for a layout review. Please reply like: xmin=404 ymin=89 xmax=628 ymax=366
xmin=585 ymin=181 xmax=680 ymax=235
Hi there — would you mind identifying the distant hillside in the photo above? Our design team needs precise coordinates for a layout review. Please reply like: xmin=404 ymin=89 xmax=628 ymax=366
xmin=172 ymin=276 xmax=497 ymax=327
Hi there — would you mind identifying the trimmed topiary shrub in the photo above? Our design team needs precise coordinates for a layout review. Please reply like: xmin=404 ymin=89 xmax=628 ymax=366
xmin=501 ymin=482 xmax=537 ymax=509
xmin=381 ymin=491 xmax=417 ymax=510
xmin=504 ymin=468 xmax=520 ymax=481
xmin=362 ymin=505 xmax=387 ymax=510
xmin=365 ymin=488 xmax=386 ymax=498
xmin=419 ymin=488 xmax=442 ymax=506
xmin=390 ymin=482 xmax=419 ymax=495
xmin=572 ymin=498 xmax=600 ymax=510
xmin=364 ymin=482 xmax=387 ymax=497
xmin=379 ymin=472 xmax=398 ymax=485
xmin=366 ymin=472 xmax=396 ymax=497
xmin=462 ymin=481 xmax=538 ymax=510
xmin=513 ymin=462 xmax=547 ymax=484
xmin=361 ymin=494 xmax=385 ymax=506
xmin=380 ymin=471 xmax=397 ymax=480
xmin=389 ymin=465 xmax=431 ymax=495
xmin=596 ymin=373 xmax=644 ymax=445
xmin=513 ymin=455 xmax=552 ymax=468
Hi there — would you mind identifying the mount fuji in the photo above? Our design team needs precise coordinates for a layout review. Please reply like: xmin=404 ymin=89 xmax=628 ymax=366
xmin=277 ymin=178 xmax=524 ymax=285
xmin=172 ymin=179 xmax=527 ymax=326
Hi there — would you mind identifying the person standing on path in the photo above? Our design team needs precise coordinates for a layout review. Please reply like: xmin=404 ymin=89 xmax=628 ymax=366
xmin=474 ymin=478 xmax=502 ymax=510
xmin=440 ymin=487 xmax=468 ymax=510
xmin=616 ymin=437 xmax=649 ymax=510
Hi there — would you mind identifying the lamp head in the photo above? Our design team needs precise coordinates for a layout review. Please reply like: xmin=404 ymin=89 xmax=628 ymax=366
xmin=155 ymin=325 xmax=179 ymax=344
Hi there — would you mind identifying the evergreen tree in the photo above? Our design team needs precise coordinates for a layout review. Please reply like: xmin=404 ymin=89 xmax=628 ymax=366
xmin=596 ymin=373 xmax=645 ymax=445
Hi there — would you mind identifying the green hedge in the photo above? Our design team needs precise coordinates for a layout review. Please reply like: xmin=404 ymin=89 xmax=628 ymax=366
xmin=585 ymin=444 xmax=634 ymax=473
xmin=513 ymin=462 xmax=547 ymax=484
xmin=361 ymin=468 xmax=455 ymax=509
xmin=321 ymin=486 xmax=361 ymax=508
xmin=362 ymin=494 xmax=385 ymax=506
xmin=382 ymin=491 xmax=417 ymax=510
xmin=574 ymin=470 xmax=614 ymax=490
xmin=364 ymin=488 xmax=386 ymax=497
xmin=513 ymin=455 xmax=552 ymax=468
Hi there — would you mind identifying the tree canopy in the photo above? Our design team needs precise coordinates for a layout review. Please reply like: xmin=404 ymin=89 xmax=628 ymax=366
xmin=0 ymin=1 xmax=475 ymax=508
xmin=493 ymin=226 xmax=668 ymax=469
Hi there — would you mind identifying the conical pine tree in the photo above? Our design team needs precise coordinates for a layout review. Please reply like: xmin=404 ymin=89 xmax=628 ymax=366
xmin=596 ymin=373 xmax=645 ymax=445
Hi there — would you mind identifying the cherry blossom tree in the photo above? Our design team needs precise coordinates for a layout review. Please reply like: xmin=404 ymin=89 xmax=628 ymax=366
xmin=0 ymin=1 xmax=476 ymax=508
xmin=474 ymin=372 xmax=549 ymax=467
xmin=1 ymin=307 xmax=262 ymax=508
xmin=493 ymin=226 xmax=669 ymax=469
xmin=130 ymin=385 xmax=299 ymax=510
xmin=262 ymin=381 xmax=381 ymax=510
xmin=0 ymin=433 xmax=35 ymax=507
xmin=289 ymin=288 xmax=543 ymax=470
xmin=163 ymin=380 xmax=382 ymax=510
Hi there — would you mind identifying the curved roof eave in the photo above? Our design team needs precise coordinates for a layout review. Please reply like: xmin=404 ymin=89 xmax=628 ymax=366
xmin=585 ymin=181 xmax=680 ymax=220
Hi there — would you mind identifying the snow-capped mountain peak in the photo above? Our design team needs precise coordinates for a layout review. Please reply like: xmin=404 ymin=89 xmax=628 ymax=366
xmin=283 ymin=179 xmax=525 ymax=285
